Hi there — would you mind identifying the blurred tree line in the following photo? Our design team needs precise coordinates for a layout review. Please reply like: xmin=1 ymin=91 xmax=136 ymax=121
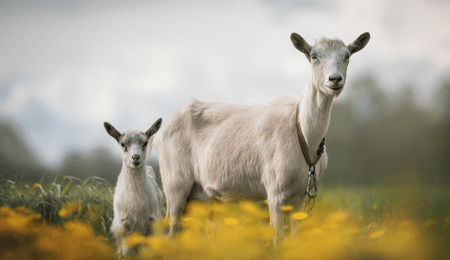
xmin=326 ymin=74 xmax=450 ymax=186
xmin=1 ymin=74 xmax=449 ymax=187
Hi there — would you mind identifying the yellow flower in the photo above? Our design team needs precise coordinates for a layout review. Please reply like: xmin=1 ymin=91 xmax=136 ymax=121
xmin=183 ymin=217 xmax=193 ymax=222
xmin=328 ymin=211 xmax=348 ymax=223
xmin=280 ymin=205 xmax=294 ymax=212
xmin=125 ymin=233 xmax=146 ymax=248
xmin=179 ymin=231 xmax=202 ymax=250
xmin=6 ymin=215 xmax=29 ymax=229
xmin=372 ymin=204 xmax=377 ymax=210
xmin=369 ymin=229 xmax=385 ymax=239
xmin=307 ymin=228 xmax=325 ymax=236
xmin=58 ymin=209 xmax=70 ymax=218
xmin=291 ymin=212 xmax=308 ymax=220
xmin=58 ymin=201 xmax=82 ymax=218
xmin=33 ymin=183 xmax=46 ymax=195
xmin=186 ymin=202 xmax=209 ymax=218
xmin=64 ymin=222 xmax=93 ymax=238
xmin=146 ymin=236 xmax=170 ymax=253
xmin=224 ymin=218 xmax=239 ymax=226
xmin=239 ymin=201 xmax=266 ymax=218
xmin=15 ymin=206 xmax=39 ymax=217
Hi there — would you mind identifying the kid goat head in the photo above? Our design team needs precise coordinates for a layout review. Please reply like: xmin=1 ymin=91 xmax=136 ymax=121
xmin=291 ymin=32 xmax=370 ymax=96
xmin=104 ymin=118 xmax=162 ymax=168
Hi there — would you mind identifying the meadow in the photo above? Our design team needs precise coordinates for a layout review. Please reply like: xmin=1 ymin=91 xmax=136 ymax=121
xmin=1 ymin=175 xmax=449 ymax=260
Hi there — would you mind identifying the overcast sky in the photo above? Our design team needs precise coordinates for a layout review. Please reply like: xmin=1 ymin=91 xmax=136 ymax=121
xmin=1 ymin=0 xmax=449 ymax=166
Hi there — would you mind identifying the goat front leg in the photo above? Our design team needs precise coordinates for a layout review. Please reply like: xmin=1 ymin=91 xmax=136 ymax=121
xmin=268 ymin=194 xmax=285 ymax=245
xmin=285 ymin=193 xmax=307 ymax=237
xmin=115 ymin=218 xmax=133 ymax=255
xmin=146 ymin=217 xmax=155 ymax=236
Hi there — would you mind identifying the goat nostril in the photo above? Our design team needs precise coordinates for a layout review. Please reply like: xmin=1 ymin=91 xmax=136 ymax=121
xmin=132 ymin=154 xmax=140 ymax=160
xmin=329 ymin=74 xmax=342 ymax=83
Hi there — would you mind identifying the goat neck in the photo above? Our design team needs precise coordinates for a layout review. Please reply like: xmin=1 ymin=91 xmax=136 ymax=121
xmin=298 ymin=78 xmax=334 ymax=163
xmin=118 ymin=165 xmax=147 ymax=191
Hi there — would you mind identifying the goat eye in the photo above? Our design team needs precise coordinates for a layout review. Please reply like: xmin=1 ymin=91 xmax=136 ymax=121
xmin=121 ymin=143 xmax=126 ymax=148
xmin=311 ymin=55 xmax=317 ymax=60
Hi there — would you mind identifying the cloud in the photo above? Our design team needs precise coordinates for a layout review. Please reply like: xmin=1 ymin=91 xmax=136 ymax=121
xmin=1 ymin=0 xmax=449 ymax=165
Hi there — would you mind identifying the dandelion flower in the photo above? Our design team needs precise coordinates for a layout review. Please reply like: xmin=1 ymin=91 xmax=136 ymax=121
xmin=369 ymin=229 xmax=385 ymax=239
xmin=372 ymin=204 xmax=377 ymax=210
xmin=33 ymin=183 xmax=46 ymax=195
xmin=146 ymin=236 xmax=170 ymax=253
xmin=291 ymin=212 xmax=308 ymax=220
xmin=239 ymin=201 xmax=265 ymax=218
xmin=125 ymin=233 xmax=146 ymax=248
xmin=187 ymin=203 xmax=209 ymax=218
xmin=59 ymin=209 xmax=70 ymax=218
xmin=224 ymin=218 xmax=239 ymax=226
xmin=280 ymin=205 xmax=294 ymax=212
xmin=183 ymin=217 xmax=193 ymax=222
xmin=179 ymin=231 xmax=202 ymax=250
xmin=58 ymin=201 xmax=82 ymax=218
xmin=307 ymin=228 xmax=325 ymax=236
xmin=328 ymin=211 xmax=348 ymax=223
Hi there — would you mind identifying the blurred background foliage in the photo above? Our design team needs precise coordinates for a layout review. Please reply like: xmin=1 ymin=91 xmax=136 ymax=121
xmin=1 ymin=73 xmax=450 ymax=187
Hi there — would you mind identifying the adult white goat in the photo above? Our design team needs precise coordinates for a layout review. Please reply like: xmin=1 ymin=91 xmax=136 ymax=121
xmin=153 ymin=32 xmax=370 ymax=242
xmin=104 ymin=119 xmax=163 ymax=254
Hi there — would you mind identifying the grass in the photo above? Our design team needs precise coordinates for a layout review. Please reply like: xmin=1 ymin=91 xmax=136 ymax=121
xmin=0 ymin=175 xmax=115 ymax=242
xmin=0 ymin=176 xmax=449 ymax=260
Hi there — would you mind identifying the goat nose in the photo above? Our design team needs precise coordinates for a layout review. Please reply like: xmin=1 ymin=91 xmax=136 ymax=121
xmin=132 ymin=154 xmax=140 ymax=160
xmin=329 ymin=74 xmax=343 ymax=83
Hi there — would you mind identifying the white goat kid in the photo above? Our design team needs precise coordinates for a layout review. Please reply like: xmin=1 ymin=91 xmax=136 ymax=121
xmin=153 ymin=32 xmax=370 ymax=242
xmin=104 ymin=119 xmax=163 ymax=254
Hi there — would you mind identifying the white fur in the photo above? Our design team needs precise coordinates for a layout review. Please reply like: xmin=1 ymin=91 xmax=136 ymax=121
xmin=104 ymin=120 xmax=163 ymax=254
xmin=153 ymin=33 xmax=370 ymax=242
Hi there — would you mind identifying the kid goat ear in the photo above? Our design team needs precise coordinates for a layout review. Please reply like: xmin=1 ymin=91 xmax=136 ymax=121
xmin=145 ymin=118 xmax=162 ymax=138
xmin=104 ymin=122 xmax=121 ymax=142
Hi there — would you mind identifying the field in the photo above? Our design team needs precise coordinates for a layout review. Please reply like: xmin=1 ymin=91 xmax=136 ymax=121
xmin=1 ymin=176 xmax=449 ymax=260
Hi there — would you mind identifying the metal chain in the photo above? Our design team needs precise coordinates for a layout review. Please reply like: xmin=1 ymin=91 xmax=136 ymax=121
xmin=306 ymin=165 xmax=318 ymax=213
xmin=306 ymin=166 xmax=318 ymax=199
xmin=306 ymin=197 xmax=315 ymax=215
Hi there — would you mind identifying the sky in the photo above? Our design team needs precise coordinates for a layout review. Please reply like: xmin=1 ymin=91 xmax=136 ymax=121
xmin=1 ymin=0 xmax=449 ymax=166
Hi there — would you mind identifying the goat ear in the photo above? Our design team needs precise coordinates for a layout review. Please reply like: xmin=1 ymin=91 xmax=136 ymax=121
xmin=348 ymin=32 xmax=370 ymax=55
xmin=145 ymin=118 xmax=162 ymax=138
xmin=291 ymin=33 xmax=312 ymax=62
xmin=104 ymin=122 xmax=122 ymax=142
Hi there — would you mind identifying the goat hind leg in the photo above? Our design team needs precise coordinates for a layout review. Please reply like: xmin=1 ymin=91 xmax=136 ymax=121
xmin=164 ymin=181 xmax=194 ymax=236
